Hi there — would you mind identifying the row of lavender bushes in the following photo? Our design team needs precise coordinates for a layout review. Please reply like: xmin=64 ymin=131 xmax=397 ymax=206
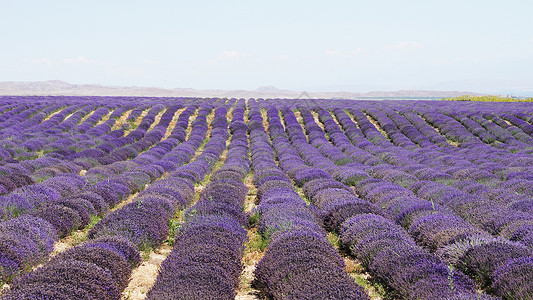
xmin=0 ymin=104 xmax=204 ymax=290
xmin=293 ymin=103 xmax=533 ymax=299
xmin=148 ymin=101 xmax=250 ymax=299
xmin=1 ymin=96 xmax=533 ymax=298
xmin=0 ymin=104 xmax=218 ymax=297
xmin=247 ymin=100 xmax=369 ymax=299
xmin=296 ymin=104 xmax=533 ymax=298
xmin=267 ymin=105 xmax=488 ymax=299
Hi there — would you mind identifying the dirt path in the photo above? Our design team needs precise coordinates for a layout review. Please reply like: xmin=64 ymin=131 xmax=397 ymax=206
xmin=236 ymin=174 xmax=263 ymax=299
xmin=122 ymin=244 xmax=173 ymax=300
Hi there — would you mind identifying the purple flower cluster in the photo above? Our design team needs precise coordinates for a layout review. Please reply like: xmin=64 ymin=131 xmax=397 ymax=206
xmin=0 ymin=99 xmax=223 ymax=294
xmin=0 ymin=215 xmax=57 ymax=284
xmin=0 ymin=104 xmax=53 ymax=140
xmin=353 ymin=177 xmax=533 ymax=296
xmin=269 ymin=104 xmax=489 ymax=299
xmin=0 ymin=173 xmax=89 ymax=222
xmin=365 ymin=108 xmax=419 ymax=150
xmin=302 ymin=178 xmax=386 ymax=232
xmin=501 ymin=113 xmax=533 ymax=137
xmin=74 ymin=107 xmax=111 ymax=134
xmin=30 ymin=105 xmax=83 ymax=136
xmin=1 ymin=172 xmax=126 ymax=248
xmin=0 ymin=165 xmax=35 ymax=195
xmin=349 ymin=108 xmax=394 ymax=147
xmin=492 ymin=257 xmax=533 ymax=299
xmin=1 ymin=95 xmax=533 ymax=298
xmin=148 ymin=215 xmax=247 ymax=299
xmin=148 ymin=103 xmax=248 ymax=299
xmin=328 ymin=109 xmax=384 ymax=164
xmin=255 ymin=229 xmax=369 ymax=300
xmin=0 ymin=101 xmax=208 ymax=291
xmin=340 ymin=213 xmax=478 ymax=299
xmin=248 ymin=101 xmax=369 ymax=299
xmin=423 ymin=110 xmax=481 ymax=145
xmin=88 ymin=106 xmax=229 ymax=249
xmin=411 ymin=180 xmax=533 ymax=246
xmin=267 ymin=100 xmax=530 ymax=298
xmin=1 ymin=236 xmax=140 ymax=300
xmin=88 ymin=175 xmax=194 ymax=248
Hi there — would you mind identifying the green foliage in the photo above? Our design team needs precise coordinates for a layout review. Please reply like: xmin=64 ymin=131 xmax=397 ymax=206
xmin=127 ymin=119 xmax=138 ymax=130
xmin=87 ymin=215 xmax=102 ymax=229
xmin=248 ymin=211 xmax=260 ymax=227
xmin=247 ymin=230 xmax=269 ymax=253
xmin=442 ymin=95 xmax=533 ymax=102
xmin=141 ymin=248 xmax=152 ymax=261
xmin=334 ymin=156 xmax=354 ymax=166
xmin=1 ymin=205 xmax=28 ymax=220
xmin=71 ymin=215 xmax=102 ymax=246
xmin=327 ymin=232 xmax=341 ymax=248
xmin=17 ymin=153 xmax=39 ymax=161
xmin=166 ymin=217 xmax=183 ymax=246
xmin=436 ymin=178 xmax=456 ymax=186
xmin=353 ymin=275 xmax=388 ymax=299
xmin=33 ymin=175 xmax=51 ymax=183
xmin=262 ymin=220 xmax=294 ymax=242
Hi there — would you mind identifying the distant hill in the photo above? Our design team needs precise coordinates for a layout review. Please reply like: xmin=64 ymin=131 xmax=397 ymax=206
xmin=0 ymin=80 xmax=481 ymax=99
xmin=422 ymin=79 xmax=533 ymax=97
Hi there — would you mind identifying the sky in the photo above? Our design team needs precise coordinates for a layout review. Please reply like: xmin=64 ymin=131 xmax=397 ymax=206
xmin=1 ymin=0 xmax=533 ymax=93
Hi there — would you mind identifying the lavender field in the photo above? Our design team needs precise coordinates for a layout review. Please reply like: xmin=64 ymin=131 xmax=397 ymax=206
xmin=0 ymin=96 xmax=532 ymax=299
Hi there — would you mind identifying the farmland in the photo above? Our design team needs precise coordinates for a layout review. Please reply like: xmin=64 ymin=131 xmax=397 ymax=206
xmin=0 ymin=96 xmax=532 ymax=299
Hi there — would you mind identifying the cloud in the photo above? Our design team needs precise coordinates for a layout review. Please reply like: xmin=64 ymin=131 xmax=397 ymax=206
xmin=382 ymin=41 xmax=423 ymax=52
xmin=276 ymin=54 xmax=289 ymax=60
xmin=325 ymin=48 xmax=363 ymax=58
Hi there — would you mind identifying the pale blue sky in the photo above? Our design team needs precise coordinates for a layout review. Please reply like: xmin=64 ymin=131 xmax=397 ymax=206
xmin=1 ymin=0 xmax=533 ymax=93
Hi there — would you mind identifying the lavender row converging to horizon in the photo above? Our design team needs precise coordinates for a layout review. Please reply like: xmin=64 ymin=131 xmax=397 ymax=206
xmin=0 ymin=95 xmax=532 ymax=299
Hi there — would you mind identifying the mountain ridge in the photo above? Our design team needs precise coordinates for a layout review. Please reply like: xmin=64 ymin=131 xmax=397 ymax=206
xmin=0 ymin=80 xmax=482 ymax=99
